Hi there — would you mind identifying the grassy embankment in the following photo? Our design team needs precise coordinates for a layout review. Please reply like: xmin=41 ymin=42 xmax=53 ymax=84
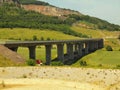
xmin=72 ymin=26 xmax=120 ymax=68
xmin=0 ymin=28 xmax=80 ymax=41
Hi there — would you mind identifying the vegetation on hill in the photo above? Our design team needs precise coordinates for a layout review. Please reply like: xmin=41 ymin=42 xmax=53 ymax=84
xmin=72 ymin=49 xmax=120 ymax=68
xmin=71 ymin=26 xmax=120 ymax=38
xmin=20 ymin=0 xmax=50 ymax=5
xmin=0 ymin=28 xmax=80 ymax=41
xmin=0 ymin=3 xmax=88 ymax=38
xmin=20 ymin=0 xmax=120 ymax=31
xmin=69 ymin=14 xmax=120 ymax=31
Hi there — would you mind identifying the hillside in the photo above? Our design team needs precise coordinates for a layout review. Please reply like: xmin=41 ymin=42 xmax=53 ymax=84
xmin=0 ymin=28 xmax=80 ymax=40
xmin=0 ymin=0 xmax=120 ymax=33
xmin=72 ymin=26 xmax=120 ymax=39
xmin=20 ymin=0 xmax=120 ymax=31
xmin=0 ymin=3 xmax=88 ymax=38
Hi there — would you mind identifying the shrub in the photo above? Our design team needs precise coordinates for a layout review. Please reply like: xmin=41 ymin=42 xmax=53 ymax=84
xmin=106 ymin=45 xmax=113 ymax=51
xmin=80 ymin=61 xmax=87 ymax=66
xmin=40 ymin=36 xmax=44 ymax=41
xmin=51 ymin=61 xmax=64 ymax=66
xmin=33 ymin=35 xmax=38 ymax=41
xmin=27 ymin=59 xmax=36 ymax=66
xmin=118 ymin=35 xmax=120 ymax=40
xmin=46 ymin=37 xmax=51 ymax=41
xmin=22 ymin=74 xmax=27 ymax=78
xmin=98 ymin=64 xmax=102 ymax=67
xmin=116 ymin=65 xmax=120 ymax=68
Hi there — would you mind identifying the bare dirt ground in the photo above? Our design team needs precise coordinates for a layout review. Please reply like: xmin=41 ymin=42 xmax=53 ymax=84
xmin=0 ymin=67 xmax=120 ymax=90
xmin=0 ymin=45 xmax=25 ymax=63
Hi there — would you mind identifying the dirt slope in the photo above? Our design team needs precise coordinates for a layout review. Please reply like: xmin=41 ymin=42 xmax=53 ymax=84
xmin=0 ymin=45 xmax=25 ymax=63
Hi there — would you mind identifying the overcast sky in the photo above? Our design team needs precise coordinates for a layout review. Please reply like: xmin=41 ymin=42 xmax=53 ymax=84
xmin=39 ymin=0 xmax=120 ymax=25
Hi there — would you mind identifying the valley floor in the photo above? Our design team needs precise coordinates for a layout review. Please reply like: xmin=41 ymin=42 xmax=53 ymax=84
xmin=0 ymin=67 xmax=120 ymax=90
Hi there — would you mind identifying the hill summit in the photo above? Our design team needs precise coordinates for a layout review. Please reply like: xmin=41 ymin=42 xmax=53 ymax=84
xmin=0 ymin=0 xmax=20 ymax=4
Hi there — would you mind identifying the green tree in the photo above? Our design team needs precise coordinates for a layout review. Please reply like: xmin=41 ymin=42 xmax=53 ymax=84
xmin=40 ymin=36 xmax=44 ymax=41
xmin=27 ymin=59 xmax=36 ymax=66
xmin=46 ymin=37 xmax=51 ymax=41
xmin=80 ymin=61 xmax=87 ymax=66
xmin=33 ymin=35 xmax=38 ymax=41
xmin=106 ymin=45 xmax=113 ymax=51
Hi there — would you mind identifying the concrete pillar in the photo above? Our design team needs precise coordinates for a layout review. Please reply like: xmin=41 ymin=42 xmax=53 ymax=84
xmin=45 ymin=45 xmax=52 ymax=65
xmin=85 ymin=42 xmax=89 ymax=54
xmin=89 ymin=42 xmax=95 ymax=52
xmin=92 ymin=42 xmax=95 ymax=51
xmin=67 ymin=43 xmax=74 ymax=60
xmin=95 ymin=42 xmax=98 ymax=50
xmin=98 ymin=39 xmax=104 ymax=49
xmin=28 ymin=46 xmax=36 ymax=59
xmin=57 ymin=44 xmax=64 ymax=63
xmin=74 ymin=44 xmax=78 ymax=52
xmin=101 ymin=39 xmax=104 ymax=48
xmin=78 ymin=43 xmax=83 ymax=57
xmin=92 ymin=42 xmax=96 ymax=51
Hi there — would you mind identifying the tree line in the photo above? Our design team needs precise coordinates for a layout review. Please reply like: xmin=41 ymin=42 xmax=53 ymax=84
xmin=19 ymin=0 xmax=50 ymax=5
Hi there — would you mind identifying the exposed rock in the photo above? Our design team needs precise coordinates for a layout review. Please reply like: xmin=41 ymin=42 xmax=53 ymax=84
xmin=22 ymin=4 xmax=81 ymax=17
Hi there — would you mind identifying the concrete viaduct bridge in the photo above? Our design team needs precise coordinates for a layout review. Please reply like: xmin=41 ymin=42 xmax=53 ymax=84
xmin=2 ymin=39 xmax=103 ymax=65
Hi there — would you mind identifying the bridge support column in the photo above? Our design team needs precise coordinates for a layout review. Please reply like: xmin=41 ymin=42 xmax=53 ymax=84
xmin=89 ymin=42 xmax=95 ymax=52
xmin=74 ymin=44 xmax=78 ymax=53
xmin=28 ymin=46 xmax=36 ymax=59
xmin=85 ymin=42 xmax=89 ymax=54
xmin=67 ymin=43 xmax=74 ymax=60
xmin=57 ymin=44 xmax=64 ymax=63
xmin=98 ymin=39 xmax=104 ymax=49
xmin=78 ymin=43 xmax=83 ymax=57
xmin=94 ymin=42 xmax=98 ymax=50
xmin=45 ymin=45 xmax=52 ymax=65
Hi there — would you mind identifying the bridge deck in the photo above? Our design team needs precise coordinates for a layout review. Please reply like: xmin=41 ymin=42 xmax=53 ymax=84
xmin=1 ymin=38 xmax=103 ymax=46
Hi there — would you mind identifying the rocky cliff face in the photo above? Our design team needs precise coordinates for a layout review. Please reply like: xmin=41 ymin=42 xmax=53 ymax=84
xmin=22 ymin=4 xmax=81 ymax=16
